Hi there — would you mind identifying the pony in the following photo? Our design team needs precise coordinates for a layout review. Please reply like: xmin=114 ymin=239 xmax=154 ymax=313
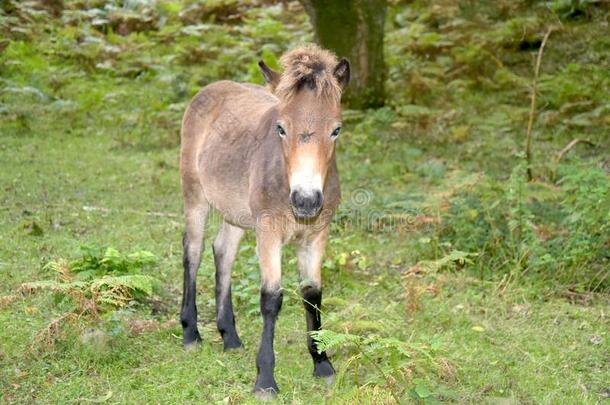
xmin=179 ymin=44 xmax=350 ymax=398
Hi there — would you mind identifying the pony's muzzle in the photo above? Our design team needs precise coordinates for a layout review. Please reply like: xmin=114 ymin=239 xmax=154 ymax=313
xmin=290 ymin=188 xmax=323 ymax=219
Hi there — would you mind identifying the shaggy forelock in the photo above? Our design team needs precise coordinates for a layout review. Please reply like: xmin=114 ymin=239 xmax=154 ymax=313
xmin=275 ymin=44 xmax=342 ymax=104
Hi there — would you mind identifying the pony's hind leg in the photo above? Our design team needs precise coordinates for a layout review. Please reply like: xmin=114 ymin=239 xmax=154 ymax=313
xmin=213 ymin=221 xmax=244 ymax=350
xmin=180 ymin=199 xmax=209 ymax=349
xmin=297 ymin=227 xmax=335 ymax=379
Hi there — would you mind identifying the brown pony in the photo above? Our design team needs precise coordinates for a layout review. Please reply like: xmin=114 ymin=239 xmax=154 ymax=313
xmin=179 ymin=44 xmax=350 ymax=398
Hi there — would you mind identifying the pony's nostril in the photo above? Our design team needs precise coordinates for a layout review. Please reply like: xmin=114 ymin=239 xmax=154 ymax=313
xmin=314 ymin=190 xmax=323 ymax=208
xmin=291 ymin=191 xmax=307 ymax=208
xmin=290 ymin=191 xmax=299 ymax=207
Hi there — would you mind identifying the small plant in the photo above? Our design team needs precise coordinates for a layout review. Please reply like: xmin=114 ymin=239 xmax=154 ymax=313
xmin=323 ymin=249 xmax=368 ymax=272
xmin=409 ymin=250 xmax=476 ymax=274
xmin=67 ymin=245 xmax=157 ymax=279
xmin=4 ymin=246 xmax=160 ymax=350
xmin=33 ymin=246 xmax=159 ymax=310
xmin=311 ymin=329 xmax=445 ymax=403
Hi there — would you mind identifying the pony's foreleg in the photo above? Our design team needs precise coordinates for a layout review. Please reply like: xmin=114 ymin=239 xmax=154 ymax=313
xmin=297 ymin=226 xmax=335 ymax=378
xmin=213 ymin=221 xmax=244 ymax=350
xmin=253 ymin=230 xmax=283 ymax=398
xmin=180 ymin=200 xmax=209 ymax=349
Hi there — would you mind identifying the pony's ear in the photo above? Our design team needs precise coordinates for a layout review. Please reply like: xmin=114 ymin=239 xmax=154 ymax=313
xmin=258 ymin=61 xmax=280 ymax=90
xmin=333 ymin=58 xmax=350 ymax=89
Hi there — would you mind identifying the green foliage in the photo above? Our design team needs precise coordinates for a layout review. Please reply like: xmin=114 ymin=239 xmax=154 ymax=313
xmin=24 ymin=246 xmax=160 ymax=312
xmin=546 ymin=0 xmax=602 ymax=20
xmin=557 ymin=164 xmax=610 ymax=274
xmin=69 ymin=245 xmax=157 ymax=280
xmin=488 ymin=16 xmax=542 ymax=49
xmin=310 ymin=330 xmax=363 ymax=353
xmin=442 ymin=161 xmax=609 ymax=290
xmin=311 ymin=329 xmax=443 ymax=403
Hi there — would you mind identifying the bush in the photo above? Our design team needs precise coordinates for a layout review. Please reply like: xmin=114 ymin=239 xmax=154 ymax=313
xmin=441 ymin=160 xmax=609 ymax=291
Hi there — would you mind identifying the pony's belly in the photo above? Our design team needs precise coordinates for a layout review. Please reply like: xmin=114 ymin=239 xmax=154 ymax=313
xmin=203 ymin=186 xmax=254 ymax=229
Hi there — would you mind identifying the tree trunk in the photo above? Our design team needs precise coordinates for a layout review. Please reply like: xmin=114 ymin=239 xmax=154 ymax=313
xmin=299 ymin=0 xmax=387 ymax=109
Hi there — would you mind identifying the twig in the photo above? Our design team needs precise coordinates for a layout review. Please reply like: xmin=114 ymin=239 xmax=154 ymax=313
xmin=556 ymin=138 xmax=596 ymax=162
xmin=550 ymin=138 xmax=596 ymax=181
xmin=525 ymin=27 xmax=555 ymax=182
xmin=30 ymin=312 xmax=78 ymax=352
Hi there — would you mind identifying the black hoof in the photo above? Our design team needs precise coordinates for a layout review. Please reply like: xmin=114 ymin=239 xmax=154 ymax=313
xmin=223 ymin=339 xmax=243 ymax=351
xmin=222 ymin=333 xmax=243 ymax=351
xmin=254 ymin=374 xmax=279 ymax=400
xmin=182 ymin=328 xmax=202 ymax=350
xmin=253 ymin=388 xmax=278 ymax=401
xmin=313 ymin=359 xmax=335 ymax=378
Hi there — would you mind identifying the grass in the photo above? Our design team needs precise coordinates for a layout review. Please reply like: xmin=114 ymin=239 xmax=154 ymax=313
xmin=1 ymin=0 xmax=609 ymax=403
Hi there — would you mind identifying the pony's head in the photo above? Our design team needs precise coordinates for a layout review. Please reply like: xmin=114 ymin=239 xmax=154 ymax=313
xmin=259 ymin=45 xmax=350 ymax=219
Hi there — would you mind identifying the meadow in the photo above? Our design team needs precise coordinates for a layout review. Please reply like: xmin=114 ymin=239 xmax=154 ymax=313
xmin=1 ymin=0 xmax=608 ymax=403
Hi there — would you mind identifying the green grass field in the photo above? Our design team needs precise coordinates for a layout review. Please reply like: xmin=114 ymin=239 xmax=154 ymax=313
xmin=1 ymin=1 xmax=608 ymax=403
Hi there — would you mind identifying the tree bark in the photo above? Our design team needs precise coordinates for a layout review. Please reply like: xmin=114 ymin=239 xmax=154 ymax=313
xmin=299 ymin=0 xmax=387 ymax=109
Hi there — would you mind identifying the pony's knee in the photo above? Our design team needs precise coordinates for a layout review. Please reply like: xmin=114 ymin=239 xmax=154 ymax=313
xmin=260 ymin=288 xmax=283 ymax=317
xmin=301 ymin=284 xmax=322 ymax=312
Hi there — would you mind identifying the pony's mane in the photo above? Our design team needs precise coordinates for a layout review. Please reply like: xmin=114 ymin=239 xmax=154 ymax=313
xmin=275 ymin=44 xmax=342 ymax=104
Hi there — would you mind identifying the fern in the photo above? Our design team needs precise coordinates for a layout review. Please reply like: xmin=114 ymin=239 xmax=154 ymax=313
xmin=91 ymin=275 xmax=156 ymax=307
xmin=15 ymin=247 xmax=160 ymax=312
xmin=70 ymin=245 xmax=157 ymax=279
xmin=414 ymin=250 xmax=477 ymax=273
xmin=311 ymin=329 xmax=441 ymax=403
xmin=364 ymin=336 xmax=414 ymax=359
xmin=310 ymin=330 xmax=363 ymax=353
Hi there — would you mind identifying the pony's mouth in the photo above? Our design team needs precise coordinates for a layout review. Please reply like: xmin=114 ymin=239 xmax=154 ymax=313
xmin=290 ymin=189 xmax=323 ymax=219
xmin=291 ymin=206 xmax=321 ymax=220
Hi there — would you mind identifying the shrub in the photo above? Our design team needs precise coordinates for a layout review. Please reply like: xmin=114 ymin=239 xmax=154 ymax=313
xmin=441 ymin=160 xmax=609 ymax=291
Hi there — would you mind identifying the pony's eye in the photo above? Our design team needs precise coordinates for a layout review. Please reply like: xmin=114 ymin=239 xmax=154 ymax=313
xmin=277 ymin=124 xmax=286 ymax=138
xmin=331 ymin=127 xmax=341 ymax=138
